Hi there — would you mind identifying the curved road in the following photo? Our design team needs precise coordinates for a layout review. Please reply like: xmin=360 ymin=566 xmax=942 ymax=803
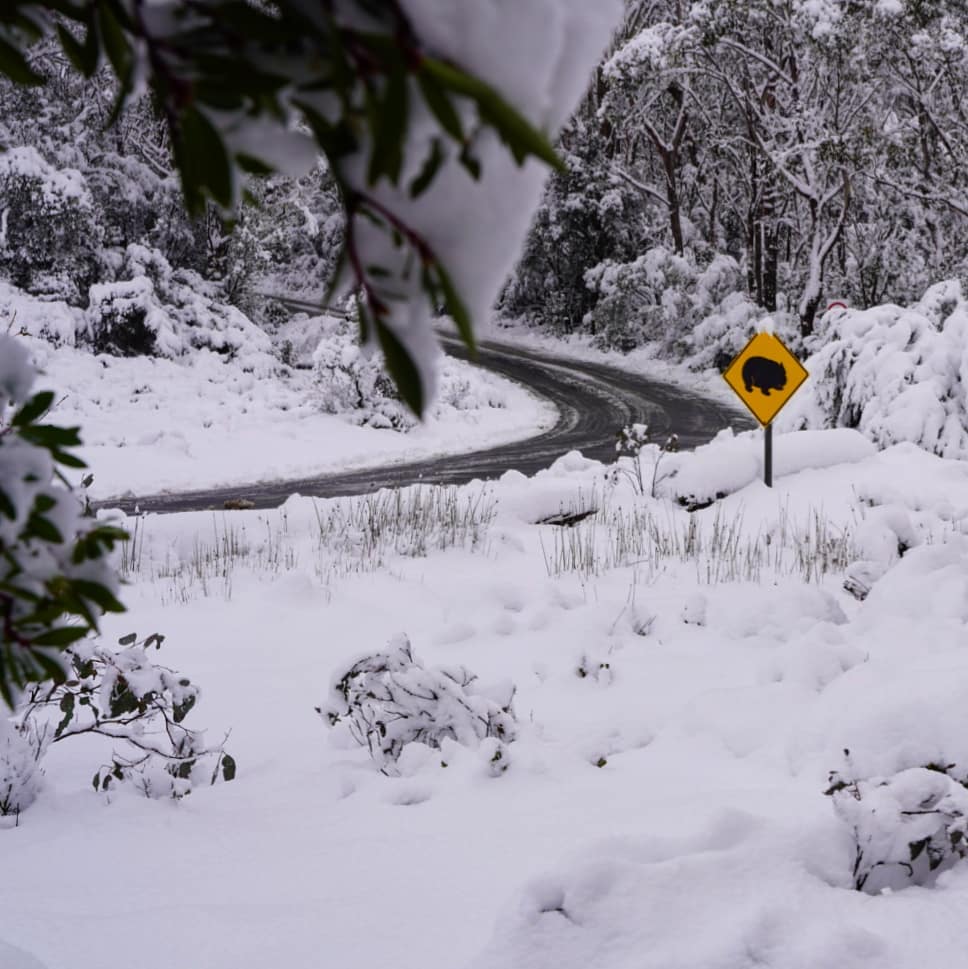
xmin=102 ymin=329 xmax=750 ymax=514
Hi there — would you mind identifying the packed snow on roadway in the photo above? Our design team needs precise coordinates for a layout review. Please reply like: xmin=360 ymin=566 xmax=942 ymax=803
xmin=5 ymin=411 xmax=968 ymax=969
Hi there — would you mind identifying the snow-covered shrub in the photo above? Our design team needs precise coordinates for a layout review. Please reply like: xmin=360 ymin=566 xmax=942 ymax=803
xmin=0 ymin=282 xmax=85 ymax=346
xmin=0 ymin=718 xmax=46 ymax=818
xmin=320 ymin=634 xmax=517 ymax=776
xmin=827 ymin=763 xmax=968 ymax=892
xmin=87 ymin=276 xmax=162 ymax=356
xmin=584 ymin=248 xmax=763 ymax=361
xmin=688 ymin=294 xmax=766 ymax=372
xmin=608 ymin=422 xmax=679 ymax=497
xmin=16 ymin=632 xmax=236 ymax=803
xmin=85 ymin=244 xmax=278 ymax=373
xmin=779 ymin=280 xmax=968 ymax=458
xmin=0 ymin=334 xmax=126 ymax=706
xmin=313 ymin=316 xmax=415 ymax=430
xmin=0 ymin=146 xmax=101 ymax=298
xmin=436 ymin=371 xmax=508 ymax=412
xmin=585 ymin=247 xmax=695 ymax=352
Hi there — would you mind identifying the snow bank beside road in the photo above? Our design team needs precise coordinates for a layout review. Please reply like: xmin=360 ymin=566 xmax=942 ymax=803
xmin=658 ymin=427 xmax=876 ymax=507
xmin=22 ymin=337 xmax=555 ymax=500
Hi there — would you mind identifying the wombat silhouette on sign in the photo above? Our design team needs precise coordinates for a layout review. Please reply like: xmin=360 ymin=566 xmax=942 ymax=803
xmin=742 ymin=355 xmax=787 ymax=396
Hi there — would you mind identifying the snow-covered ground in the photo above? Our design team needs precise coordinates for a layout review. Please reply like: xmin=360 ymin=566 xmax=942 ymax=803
xmin=21 ymin=337 xmax=556 ymax=501
xmin=5 ymin=430 xmax=968 ymax=969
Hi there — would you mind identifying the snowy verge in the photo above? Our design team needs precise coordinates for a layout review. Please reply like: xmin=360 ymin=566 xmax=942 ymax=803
xmin=19 ymin=336 xmax=556 ymax=500
xmin=656 ymin=427 xmax=876 ymax=507
xmin=3 ymin=434 xmax=968 ymax=968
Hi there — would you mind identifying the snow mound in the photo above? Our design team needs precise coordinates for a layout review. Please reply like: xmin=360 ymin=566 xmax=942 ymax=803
xmin=468 ymin=811 xmax=909 ymax=969
xmin=658 ymin=427 xmax=875 ymax=507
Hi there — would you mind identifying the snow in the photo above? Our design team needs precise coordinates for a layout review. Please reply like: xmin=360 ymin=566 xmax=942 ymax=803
xmin=5 ymin=429 xmax=968 ymax=968
xmin=16 ymin=334 xmax=556 ymax=501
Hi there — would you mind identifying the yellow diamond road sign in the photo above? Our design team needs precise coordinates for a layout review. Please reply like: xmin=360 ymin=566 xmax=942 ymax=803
xmin=722 ymin=332 xmax=808 ymax=426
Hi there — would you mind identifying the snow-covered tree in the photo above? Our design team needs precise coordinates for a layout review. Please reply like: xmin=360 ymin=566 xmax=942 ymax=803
xmin=504 ymin=0 xmax=967 ymax=354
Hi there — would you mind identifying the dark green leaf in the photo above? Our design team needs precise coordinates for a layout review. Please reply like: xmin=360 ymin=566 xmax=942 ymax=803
xmin=96 ymin=5 xmax=132 ymax=81
xmin=31 ymin=626 xmax=87 ymax=648
xmin=417 ymin=71 xmax=464 ymax=142
xmin=409 ymin=137 xmax=446 ymax=198
xmin=20 ymin=424 xmax=82 ymax=448
xmin=12 ymin=391 xmax=55 ymax=427
xmin=28 ymin=515 xmax=64 ymax=544
xmin=175 ymin=107 xmax=234 ymax=212
xmin=368 ymin=64 xmax=409 ymax=186
xmin=56 ymin=20 xmax=99 ymax=76
xmin=433 ymin=262 xmax=476 ymax=355
xmin=376 ymin=321 xmax=424 ymax=416
xmin=29 ymin=649 xmax=70 ymax=682
xmin=236 ymin=153 xmax=275 ymax=176
xmin=71 ymin=579 xmax=125 ymax=614
xmin=221 ymin=753 xmax=237 ymax=782
xmin=0 ymin=35 xmax=44 ymax=85
xmin=459 ymin=145 xmax=482 ymax=180
xmin=423 ymin=57 xmax=563 ymax=171
xmin=172 ymin=693 xmax=196 ymax=724
xmin=56 ymin=691 xmax=76 ymax=738
xmin=50 ymin=449 xmax=87 ymax=469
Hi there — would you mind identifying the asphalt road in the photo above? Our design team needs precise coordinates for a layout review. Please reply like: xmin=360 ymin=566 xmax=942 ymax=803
xmin=100 ymin=323 xmax=750 ymax=514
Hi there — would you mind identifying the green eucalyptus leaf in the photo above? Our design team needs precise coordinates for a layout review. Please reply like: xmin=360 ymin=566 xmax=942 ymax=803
xmin=376 ymin=320 xmax=425 ymax=416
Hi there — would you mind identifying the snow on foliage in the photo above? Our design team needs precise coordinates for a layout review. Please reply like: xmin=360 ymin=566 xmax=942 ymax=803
xmin=0 ymin=333 xmax=126 ymax=702
xmin=9 ymin=632 xmax=236 ymax=811
xmin=583 ymin=248 xmax=762 ymax=357
xmin=827 ymin=764 xmax=968 ymax=893
xmin=0 ymin=717 xmax=45 ymax=818
xmin=2 ymin=254 xmax=278 ymax=375
xmin=335 ymin=0 xmax=623 ymax=402
xmin=780 ymin=281 xmax=968 ymax=458
xmin=320 ymin=634 xmax=516 ymax=776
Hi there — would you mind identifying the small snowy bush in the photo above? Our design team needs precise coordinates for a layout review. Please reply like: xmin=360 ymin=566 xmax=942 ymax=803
xmin=0 ymin=718 xmax=46 ymax=818
xmin=17 ymin=631 xmax=236 ymax=803
xmin=313 ymin=317 xmax=415 ymax=430
xmin=827 ymin=762 xmax=968 ymax=893
xmin=320 ymin=634 xmax=516 ymax=776
xmin=608 ymin=422 xmax=679 ymax=497
xmin=0 ymin=334 xmax=126 ymax=706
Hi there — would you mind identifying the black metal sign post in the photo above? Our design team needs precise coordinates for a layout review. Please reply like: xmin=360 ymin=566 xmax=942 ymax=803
xmin=764 ymin=422 xmax=773 ymax=488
